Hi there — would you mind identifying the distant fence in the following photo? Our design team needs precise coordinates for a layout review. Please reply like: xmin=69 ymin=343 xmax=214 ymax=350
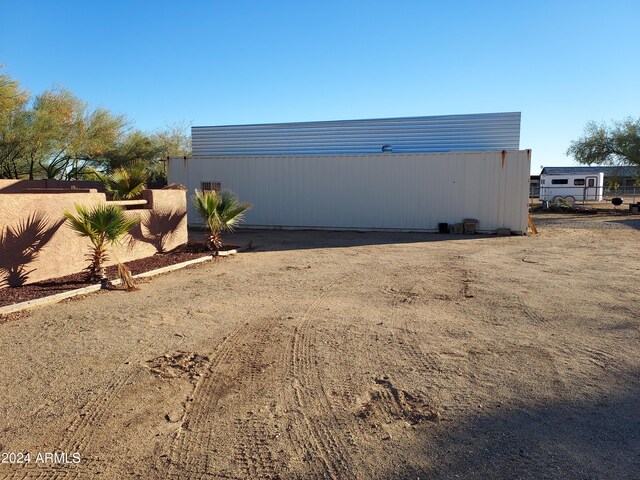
xmin=607 ymin=186 xmax=640 ymax=195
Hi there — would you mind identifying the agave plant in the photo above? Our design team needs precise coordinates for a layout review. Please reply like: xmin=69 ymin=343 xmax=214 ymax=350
xmin=63 ymin=204 xmax=140 ymax=281
xmin=99 ymin=162 xmax=148 ymax=200
xmin=192 ymin=190 xmax=251 ymax=251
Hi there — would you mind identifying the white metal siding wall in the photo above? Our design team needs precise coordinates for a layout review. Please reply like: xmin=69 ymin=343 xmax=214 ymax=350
xmin=192 ymin=112 xmax=521 ymax=156
xmin=168 ymin=156 xmax=189 ymax=188
xmin=171 ymin=151 xmax=531 ymax=234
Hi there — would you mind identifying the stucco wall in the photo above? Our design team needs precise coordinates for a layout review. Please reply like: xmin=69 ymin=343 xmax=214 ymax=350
xmin=0 ymin=189 xmax=187 ymax=288
xmin=0 ymin=179 xmax=105 ymax=193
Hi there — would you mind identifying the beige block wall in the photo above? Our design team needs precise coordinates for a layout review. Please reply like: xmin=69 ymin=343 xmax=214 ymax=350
xmin=0 ymin=179 xmax=105 ymax=193
xmin=0 ymin=190 xmax=187 ymax=288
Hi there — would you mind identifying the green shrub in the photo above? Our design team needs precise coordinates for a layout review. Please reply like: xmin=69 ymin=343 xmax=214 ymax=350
xmin=192 ymin=190 xmax=251 ymax=251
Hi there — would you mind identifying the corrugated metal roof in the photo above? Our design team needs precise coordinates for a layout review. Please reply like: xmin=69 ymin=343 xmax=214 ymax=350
xmin=192 ymin=112 xmax=521 ymax=157
xmin=541 ymin=166 xmax=639 ymax=177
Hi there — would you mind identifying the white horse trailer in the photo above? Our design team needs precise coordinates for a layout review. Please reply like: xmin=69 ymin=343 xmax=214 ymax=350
xmin=539 ymin=172 xmax=604 ymax=202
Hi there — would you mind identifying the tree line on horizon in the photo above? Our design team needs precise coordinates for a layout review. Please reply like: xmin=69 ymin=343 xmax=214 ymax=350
xmin=0 ymin=70 xmax=191 ymax=183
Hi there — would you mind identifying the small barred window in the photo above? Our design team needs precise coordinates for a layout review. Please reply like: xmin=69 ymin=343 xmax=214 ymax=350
xmin=201 ymin=181 xmax=221 ymax=193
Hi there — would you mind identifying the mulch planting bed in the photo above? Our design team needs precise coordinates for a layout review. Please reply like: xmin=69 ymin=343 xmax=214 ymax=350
xmin=0 ymin=242 xmax=239 ymax=309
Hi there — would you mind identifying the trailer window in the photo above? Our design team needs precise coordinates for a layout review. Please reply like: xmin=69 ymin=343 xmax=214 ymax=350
xmin=551 ymin=179 xmax=568 ymax=185
xmin=573 ymin=179 xmax=585 ymax=186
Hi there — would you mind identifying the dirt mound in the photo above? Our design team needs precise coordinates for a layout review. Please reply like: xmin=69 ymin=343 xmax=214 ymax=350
xmin=357 ymin=377 xmax=439 ymax=425
xmin=146 ymin=352 xmax=210 ymax=380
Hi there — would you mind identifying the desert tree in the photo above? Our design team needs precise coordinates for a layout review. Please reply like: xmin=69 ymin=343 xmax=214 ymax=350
xmin=35 ymin=89 xmax=126 ymax=180
xmin=0 ymin=70 xmax=190 ymax=182
xmin=568 ymin=118 xmax=640 ymax=169
xmin=0 ymin=72 xmax=30 ymax=178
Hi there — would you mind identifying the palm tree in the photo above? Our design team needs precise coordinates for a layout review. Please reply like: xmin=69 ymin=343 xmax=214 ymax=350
xmin=192 ymin=190 xmax=251 ymax=251
xmin=98 ymin=161 xmax=148 ymax=200
xmin=63 ymin=204 xmax=140 ymax=281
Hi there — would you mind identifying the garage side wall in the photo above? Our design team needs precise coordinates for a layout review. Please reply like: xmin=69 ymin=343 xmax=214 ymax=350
xmin=171 ymin=150 xmax=531 ymax=234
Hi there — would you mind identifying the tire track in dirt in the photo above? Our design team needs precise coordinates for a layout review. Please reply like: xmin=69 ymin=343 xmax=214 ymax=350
xmin=381 ymin=257 xmax=475 ymax=308
xmin=506 ymin=289 xmax=544 ymax=325
xmin=562 ymin=343 xmax=634 ymax=380
xmin=398 ymin=342 xmax=444 ymax=377
xmin=375 ymin=260 xmax=473 ymax=424
xmin=288 ymin=288 xmax=363 ymax=480
xmin=161 ymin=319 xmax=259 ymax=478
xmin=232 ymin=416 xmax=278 ymax=479
xmin=226 ymin=321 xmax=289 ymax=480
xmin=0 ymin=466 xmax=80 ymax=480
xmin=160 ymin=262 xmax=369 ymax=479
xmin=161 ymin=287 xmax=300 ymax=479
xmin=58 ymin=367 xmax=143 ymax=454
xmin=53 ymin=330 xmax=188 ymax=477
xmin=163 ymin=276 xmax=365 ymax=478
xmin=8 ymin=315 xmax=195 ymax=480
xmin=6 ymin=342 xmax=166 ymax=480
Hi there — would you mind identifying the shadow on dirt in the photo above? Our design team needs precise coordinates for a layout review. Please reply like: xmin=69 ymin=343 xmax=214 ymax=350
xmin=383 ymin=382 xmax=640 ymax=479
xmin=190 ymin=228 xmax=514 ymax=253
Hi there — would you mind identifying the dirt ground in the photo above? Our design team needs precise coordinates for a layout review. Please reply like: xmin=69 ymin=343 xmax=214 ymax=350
xmin=0 ymin=213 xmax=638 ymax=479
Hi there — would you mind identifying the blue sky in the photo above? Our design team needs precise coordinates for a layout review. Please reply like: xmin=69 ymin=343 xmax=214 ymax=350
xmin=1 ymin=0 xmax=638 ymax=173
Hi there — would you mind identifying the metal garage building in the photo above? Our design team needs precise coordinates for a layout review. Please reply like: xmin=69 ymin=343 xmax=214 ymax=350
xmin=169 ymin=112 xmax=531 ymax=234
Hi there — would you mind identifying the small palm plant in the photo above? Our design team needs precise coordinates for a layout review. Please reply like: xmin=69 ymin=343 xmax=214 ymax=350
xmin=63 ymin=204 xmax=140 ymax=282
xmin=192 ymin=189 xmax=251 ymax=251
xmin=99 ymin=162 xmax=148 ymax=200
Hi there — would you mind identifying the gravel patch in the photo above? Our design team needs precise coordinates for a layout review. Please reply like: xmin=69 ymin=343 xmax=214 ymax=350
xmin=533 ymin=214 xmax=640 ymax=230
